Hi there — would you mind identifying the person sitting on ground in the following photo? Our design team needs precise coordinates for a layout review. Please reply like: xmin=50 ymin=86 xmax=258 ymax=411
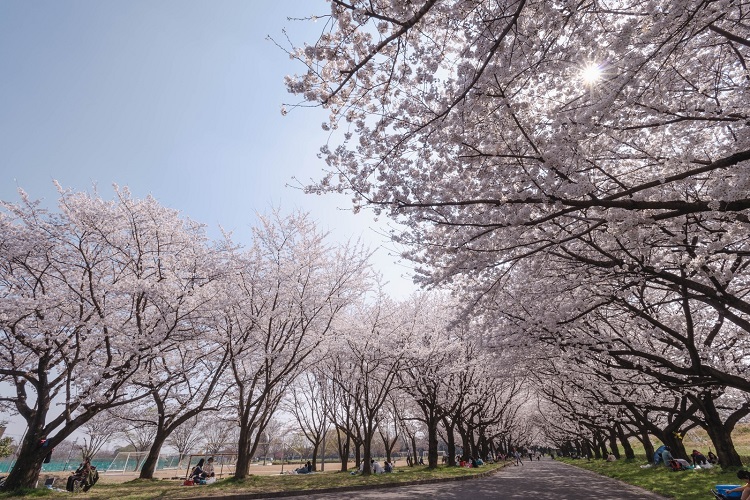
xmin=66 ymin=457 xmax=91 ymax=492
xmin=653 ymin=445 xmax=666 ymax=465
xmin=372 ymin=459 xmax=385 ymax=474
xmin=470 ymin=457 xmax=479 ymax=468
xmin=691 ymin=449 xmax=707 ymax=466
xmin=724 ymin=470 xmax=750 ymax=500
xmin=606 ymin=452 xmax=616 ymax=462
xmin=203 ymin=457 xmax=216 ymax=478
xmin=190 ymin=458 xmax=205 ymax=483
xmin=660 ymin=446 xmax=674 ymax=467
xmin=296 ymin=460 xmax=313 ymax=474
xmin=476 ymin=457 xmax=484 ymax=466
xmin=708 ymin=451 xmax=719 ymax=464
xmin=66 ymin=457 xmax=99 ymax=492
xmin=384 ymin=461 xmax=393 ymax=473
xmin=670 ymin=458 xmax=693 ymax=471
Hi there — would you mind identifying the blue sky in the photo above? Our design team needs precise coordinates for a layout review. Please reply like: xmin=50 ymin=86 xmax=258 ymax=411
xmin=0 ymin=0 xmax=416 ymax=439
xmin=0 ymin=0 xmax=415 ymax=289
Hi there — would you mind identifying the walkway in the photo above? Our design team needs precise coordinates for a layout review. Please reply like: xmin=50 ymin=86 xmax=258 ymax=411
xmin=299 ymin=458 xmax=665 ymax=500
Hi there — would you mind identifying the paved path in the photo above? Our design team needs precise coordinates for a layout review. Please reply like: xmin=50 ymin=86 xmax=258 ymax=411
xmin=298 ymin=458 xmax=665 ymax=500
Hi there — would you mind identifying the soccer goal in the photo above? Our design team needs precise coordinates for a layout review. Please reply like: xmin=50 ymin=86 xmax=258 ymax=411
xmin=104 ymin=452 xmax=181 ymax=474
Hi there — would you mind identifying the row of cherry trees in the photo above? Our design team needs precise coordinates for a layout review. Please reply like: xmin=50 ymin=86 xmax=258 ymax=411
xmin=282 ymin=0 xmax=750 ymax=466
xmin=281 ymin=293 xmax=527 ymax=475
xmin=0 ymin=186 xmax=374 ymax=489
xmin=0 ymin=187 xmax=528 ymax=489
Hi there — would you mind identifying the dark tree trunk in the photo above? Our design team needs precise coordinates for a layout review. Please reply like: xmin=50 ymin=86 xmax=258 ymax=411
xmin=354 ymin=442 xmax=361 ymax=471
xmin=617 ymin=424 xmax=635 ymax=460
xmin=427 ymin=420 xmax=439 ymax=469
xmin=311 ymin=443 xmax=320 ymax=471
xmin=637 ymin=427 xmax=655 ymax=462
xmin=597 ymin=433 xmax=607 ymax=458
xmin=459 ymin=428 xmax=471 ymax=462
xmin=139 ymin=429 xmax=167 ymax=479
xmin=443 ymin=418 xmax=456 ymax=466
xmin=361 ymin=434 xmax=372 ymax=476
xmin=608 ymin=428 xmax=620 ymax=459
xmin=660 ymin=426 xmax=687 ymax=460
xmin=3 ymin=433 xmax=48 ymax=491
xmin=235 ymin=424 xmax=254 ymax=479
xmin=336 ymin=430 xmax=350 ymax=472
xmin=479 ymin=431 xmax=490 ymax=459
xmin=697 ymin=393 xmax=743 ymax=467
xmin=410 ymin=435 xmax=418 ymax=466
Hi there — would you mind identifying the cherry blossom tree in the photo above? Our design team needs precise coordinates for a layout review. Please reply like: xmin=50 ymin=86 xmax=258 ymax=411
xmin=282 ymin=370 xmax=330 ymax=471
xmin=0 ymin=186 xmax=220 ymax=489
xmin=132 ymin=339 xmax=232 ymax=478
xmin=167 ymin=416 xmax=202 ymax=466
xmin=322 ymin=354 xmax=362 ymax=471
xmin=327 ymin=293 xmax=408 ymax=475
xmin=223 ymin=210 xmax=371 ymax=479
xmin=283 ymin=0 xmax=749 ymax=290
xmin=78 ymin=415 xmax=118 ymax=461
xmin=376 ymin=397 xmax=401 ymax=464
xmin=398 ymin=293 xmax=460 ymax=468
xmin=201 ymin=414 xmax=239 ymax=456
xmin=281 ymin=3 xmax=750 ymax=465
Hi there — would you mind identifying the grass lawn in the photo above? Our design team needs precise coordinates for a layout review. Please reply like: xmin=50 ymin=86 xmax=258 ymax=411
xmin=559 ymin=457 xmax=742 ymax=500
xmin=0 ymin=462 xmax=506 ymax=500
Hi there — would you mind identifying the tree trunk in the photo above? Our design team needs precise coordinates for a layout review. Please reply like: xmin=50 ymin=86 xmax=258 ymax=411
xmin=382 ymin=434 xmax=392 ymax=463
xmin=660 ymin=428 xmax=687 ymax=461
xmin=336 ymin=430 xmax=350 ymax=472
xmin=361 ymin=433 xmax=372 ymax=476
xmin=139 ymin=429 xmax=167 ymax=479
xmin=617 ymin=424 xmax=635 ymax=460
xmin=459 ymin=428 xmax=471 ymax=461
xmin=443 ymin=418 xmax=457 ymax=466
xmin=354 ymin=442 xmax=361 ymax=471
xmin=608 ymin=428 xmax=620 ymax=459
xmin=637 ymin=428 xmax=655 ymax=462
xmin=479 ymin=431 xmax=490 ymax=460
xmin=311 ymin=442 xmax=320 ymax=472
xmin=697 ymin=394 xmax=743 ymax=467
xmin=3 ymin=433 xmax=48 ymax=490
xmin=410 ymin=435 xmax=418 ymax=466
xmin=427 ymin=419 xmax=439 ymax=469
xmin=234 ymin=424 xmax=253 ymax=479
xmin=597 ymin=433 xmax=607 ymax=458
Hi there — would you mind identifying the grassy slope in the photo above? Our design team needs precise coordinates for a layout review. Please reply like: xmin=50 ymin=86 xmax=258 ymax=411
xmin=0 ymin=463 xmax=506 ymax=500
xmin=558 ymin=426 xmax=750 ymax=500
xmin=559 ymin=457 xmax=739 ymax=500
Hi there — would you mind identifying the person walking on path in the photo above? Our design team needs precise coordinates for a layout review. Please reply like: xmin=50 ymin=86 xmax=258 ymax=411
xmin=514 ymin=449 xmax=523 ymax=466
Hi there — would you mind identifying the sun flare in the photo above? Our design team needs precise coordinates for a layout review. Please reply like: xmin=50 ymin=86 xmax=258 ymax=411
xmin=581 ymin=63 xmax=602 ymax=84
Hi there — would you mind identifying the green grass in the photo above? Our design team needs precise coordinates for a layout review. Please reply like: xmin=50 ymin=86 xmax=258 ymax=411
xmin=0 ymin=463 xmax=506 ymax=500
xmin=559 ymin=456 xmax=742 ymax=500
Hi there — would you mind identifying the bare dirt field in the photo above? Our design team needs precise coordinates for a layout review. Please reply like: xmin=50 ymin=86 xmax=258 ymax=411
xmin=41 ymin=459 xmax=408 ymax=485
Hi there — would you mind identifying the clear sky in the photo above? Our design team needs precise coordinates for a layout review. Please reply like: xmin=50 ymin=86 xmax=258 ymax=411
xmin=0 ymin=0 xmax=416 ymax=440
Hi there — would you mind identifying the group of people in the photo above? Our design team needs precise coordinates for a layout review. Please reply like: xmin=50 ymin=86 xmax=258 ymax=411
xmin=690 ymin=449 xmax=718 ymax=466
xmin=188 ymin=457 xmax=216 ymax=484
xmin=653 ymin=445 xmax=718 ymax=471
xmin=294 ymin=461 xmax=313 ymax=474
xmin=356 ymin=459 xmax=394 ymax=474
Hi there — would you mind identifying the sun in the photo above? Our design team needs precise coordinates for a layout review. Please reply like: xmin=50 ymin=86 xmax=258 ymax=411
xmin=581 ymin=63 xmax=602 ymax=84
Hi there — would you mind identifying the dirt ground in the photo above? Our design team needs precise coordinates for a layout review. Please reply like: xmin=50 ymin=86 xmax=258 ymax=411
xmin=41 ymin=458 xmax=408 ymax=485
